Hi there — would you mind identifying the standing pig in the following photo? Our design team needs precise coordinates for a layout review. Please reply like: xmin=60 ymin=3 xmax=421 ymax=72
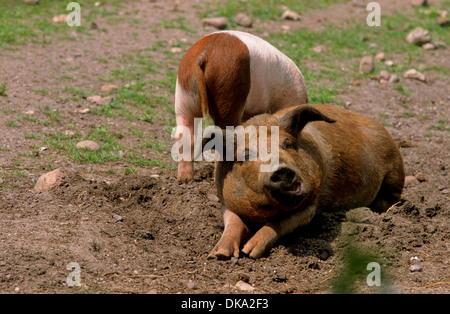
xmin=175 ymin=30 xmax=308 ymax=183
xmin=207 ymin=104 xmax=405 ymax=259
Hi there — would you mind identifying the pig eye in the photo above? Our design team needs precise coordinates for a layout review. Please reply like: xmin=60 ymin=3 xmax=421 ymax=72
xmin=282 ymin=138 xmax=296 ymax=150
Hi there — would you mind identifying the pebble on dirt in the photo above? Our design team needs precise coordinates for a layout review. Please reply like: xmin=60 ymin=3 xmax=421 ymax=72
xmin=409 ymin=264 xmax=423 ymax=272
xmin=415 ymin=172 xmax=426 ymax=182
xmin=404 ymin=175 xmax=419 ymax=187
xmin=76 ymin=140 xmax=101 ymax=151
xmin=406 ymin=27 xmax=431 ymax=46
xmin=359 ymin=56 xmax=375 ymax=74
xmin=87 ymin=95 xmax=113 ymax=105
xmin=313 ymin=45 xmax=327 ymax=54
xmin=436 ymin=11 xmax=450 ymax=26
xmin=234 ymin=13 xmax=252 ymax=28
xmin=235 ymin=280 xmax=255 ymax=292
xmin=53 ymin=15 xmax=68 ymax=23
xmin=101 ymin=84 xmax=118 ymax=92
xmin=34 ymin=168 xmax=66 ymax=192
xmin=202 ymin=17 xmax=228 ymax=30
xmin=389 ymin=74 xmax=400 ymax=84
xmin=281 ymin=9 xmax=301 ymax=21
xmin=403 ymin=69 xmax=426 ymax=82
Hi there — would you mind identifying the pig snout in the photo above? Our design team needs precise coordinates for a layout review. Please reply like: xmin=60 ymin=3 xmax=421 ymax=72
xmin=268 ymin=167 xmax=299 ymax=190
xmin=265 ymin=165 xmax=304 ymax=208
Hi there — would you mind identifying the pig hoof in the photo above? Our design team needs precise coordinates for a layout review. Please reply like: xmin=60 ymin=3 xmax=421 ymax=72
xmin=177 ymin=172 xmax=194 ymax=183
xmin=208 ymin=241 xmax=240 ymax=260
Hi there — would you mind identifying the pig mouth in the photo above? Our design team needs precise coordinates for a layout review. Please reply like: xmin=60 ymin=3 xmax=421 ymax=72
xmin=270 ymin=180 xmax=305 ymax=208
xmin=280 ymin=180 xmax=302 ymax=195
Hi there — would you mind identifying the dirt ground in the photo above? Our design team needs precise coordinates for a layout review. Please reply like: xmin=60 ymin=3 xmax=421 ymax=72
xmin=0 ymin=0 xmax=448 ymax=294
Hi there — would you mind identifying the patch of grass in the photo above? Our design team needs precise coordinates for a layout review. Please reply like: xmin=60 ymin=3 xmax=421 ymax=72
xmin=201 ymin=0 xmax=349 ymax=23
xmin=394 ymin=84 xmax=410 ymax=96
xmin=433 ymin=119 xmax=449 ymax=131
xmin=162 ymin=17 xmax=196 ymax=34
xmin=4 ymin=120 xmax=19 ymax=127
xmin=42 ymin=105 xmax=61 ymax=123
xmin=0 ymin=0 xmax=128 ymax=49
xmin=0 ymin=83 xmax=7 ymax=96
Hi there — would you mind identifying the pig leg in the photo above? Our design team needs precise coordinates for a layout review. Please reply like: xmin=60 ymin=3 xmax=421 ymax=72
xmin=208 ymin=208 xmax=250 ymax=260
xmin=242 ymin=205 xmax=316 ymax=259
xmin=175 ymin=115 xmax=195 ymax=183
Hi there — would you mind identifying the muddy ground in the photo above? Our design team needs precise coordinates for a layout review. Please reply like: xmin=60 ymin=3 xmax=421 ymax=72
xmin=0 ymin=0 xmax=448 ymax=294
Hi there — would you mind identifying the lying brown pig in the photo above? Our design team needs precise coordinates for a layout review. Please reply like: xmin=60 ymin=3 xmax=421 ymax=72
xmin=207 ymin=104 xmax=405 ymax=259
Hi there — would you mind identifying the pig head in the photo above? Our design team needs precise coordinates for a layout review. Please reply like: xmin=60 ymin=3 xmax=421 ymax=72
xmin=207 ymin=104 xmax=405 ymax=259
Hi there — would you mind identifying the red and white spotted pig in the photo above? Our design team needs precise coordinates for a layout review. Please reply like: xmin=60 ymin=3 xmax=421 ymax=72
xmin=174 ymin=30 xmax=308 ymax=183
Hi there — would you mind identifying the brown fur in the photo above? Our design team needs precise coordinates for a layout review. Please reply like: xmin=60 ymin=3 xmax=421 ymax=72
xmin=209 ymin=104 xmax=405 ymax=259
xmin=177 ymin=33 xmax=251 ymax=127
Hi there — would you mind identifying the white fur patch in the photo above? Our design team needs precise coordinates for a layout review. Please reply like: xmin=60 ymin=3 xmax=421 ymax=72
xmin=215 ymin=31 xmax=307 ymax=115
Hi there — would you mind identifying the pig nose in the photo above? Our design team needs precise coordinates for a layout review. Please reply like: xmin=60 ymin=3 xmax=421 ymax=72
xmin=269 ymin=167 xmax=296 ymax=186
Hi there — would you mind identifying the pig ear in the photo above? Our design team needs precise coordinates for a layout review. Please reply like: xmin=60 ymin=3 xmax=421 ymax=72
xmin=279 ymin=105 xmax=336 ymax=136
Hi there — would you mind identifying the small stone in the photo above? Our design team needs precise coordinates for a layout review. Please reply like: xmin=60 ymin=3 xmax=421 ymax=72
xmin=77 ymin=108 xmax=90 ymax=114
xmin=202 ymin=17 xmax=228 ymax=30
xmin=433 ymin=41 xmax=446 ymax=49
xmin=52 ymin=14 xmax=68 ymax=23
xmin=313 ymin=45 xmax=327 ymax=54
xmin=142 ymin=232 xmax=154 ymax=240
xmin=406 ymin=27 xmax=431 ymax=45
xmin=101 ymin=84 xmax=118 ymax=92
xmin=24 ymin=110 xmax=35 ymax=115
xmin=415 ymin=172 xmax=425 ymax=182
xmin=403 ymin=69 xmax=426 ymax=82
xmin=436 ymin=11 xmax=450 ymax=26
xmin=187 ymin=280 xmax=197 ymax=290
xmin=281 ymin=9 xmax=301 ymax=21
xmin=385 ymin=60 xmax=394 ymax=67
xmin=374 ymin=52 xmax=385 ymax=61
xmin=234 ymin=13 xmax=252 ymax=27
xmin=76 ymin=140 xmax=100 ymax=151
xmin=422 ymin=43 xmax=435 ymax=50
xmin=170 ymin=47 xmax=182 ymax=54
xmin=207 ymin=194 xmax=220 ymax=203
xmin=112 ymin=214 xmax=123 ymax=222
xmin=404 ymin=175 xmax=419 ymax=187
xmin=389 ymin=74 xmax=400 ymax=84
xmin=87 ymin=95 xmax=112 ymax=105
xmin=34 ymin=168 xmax=66 ymax=192
xmin=409 ymin=264 xmax=422 ymax=272
xmin=359 ymin=56 xmax=374 ymax=74
xmin=379 ymin=70 xmax=390 ymax=80
xmin=235 ymin=280 xmax=255 ymax=292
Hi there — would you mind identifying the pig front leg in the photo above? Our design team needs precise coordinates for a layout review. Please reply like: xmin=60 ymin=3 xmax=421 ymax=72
xmin=242 ymin=205 xmax=316 ymax=259
xmin=208 ymin=208 xmax=250 ymax=260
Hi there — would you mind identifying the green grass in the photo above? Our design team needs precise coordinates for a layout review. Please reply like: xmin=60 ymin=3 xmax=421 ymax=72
xmin=0 ymin=83 xmax=7 ymax=96
xmin=261 ymin=3 xmax=450 ymax=103
xmin=201 ymin=0 xmax=349 ymax=23
xmin=0 ymin=0 xmax=128 ymax=49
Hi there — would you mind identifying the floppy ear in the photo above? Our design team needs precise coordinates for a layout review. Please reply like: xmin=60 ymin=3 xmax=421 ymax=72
xmin=279 ymin=105 xmax=336 ymax=136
